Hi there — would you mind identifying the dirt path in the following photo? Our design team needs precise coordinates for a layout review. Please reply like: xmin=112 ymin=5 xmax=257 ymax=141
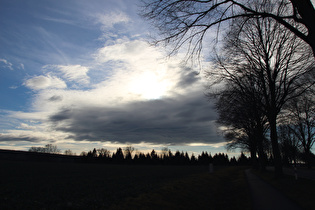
xmin=245 ymin=169 xmax=302 ymax=210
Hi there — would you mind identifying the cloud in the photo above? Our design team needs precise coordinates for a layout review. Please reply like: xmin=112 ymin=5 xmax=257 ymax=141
xmin=48 ymin=95 xmax=63 ymax=102
xmin=19 ymin=63 xmax=25 ymax=70
xmin=0 ymin=58 xmax=13 ymax=70
xmin=39 ymin=16 xmax=79 ymax=26
xmin=93 ymin=39 xmax=197 ymax=99
xmin=48 ymin=90 xmax=220 ymax=145
xmin=0 ymin=1 xmax=226 ymax=152
xmin=24 ymin=75 xmax=67 ymax=90
xmin=0 ymin=133 xmax=42 ymax=142
xmin=95 ymin=12 xmax=130 ymax=30
xmin=95 ymin=39 xmax=157 ymax=65
xmin=2 ymin=39 xmax=222 ymax=147
xmin=44 ymin=64 xmax=90 ymax=85
xmin=0 ymin=129 xmax=68 ymax=143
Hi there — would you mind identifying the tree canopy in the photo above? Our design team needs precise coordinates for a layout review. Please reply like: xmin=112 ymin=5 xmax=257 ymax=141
xmin=141 ymin=0 xmax=315 ymax=57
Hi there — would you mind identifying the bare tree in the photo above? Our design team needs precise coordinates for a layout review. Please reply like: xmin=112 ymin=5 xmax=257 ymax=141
xmin=278 ymin=125 xmax=300 ymax=166
xmin=210 ymin=15 xmax=314 ymax=177
xmin=124 ymin=145 xmax=135 ymax=160
xmin=45 ymin=144 xmax=60 ymax=154
xmin=211 ymin=78 xmax=268 ymax=170
xmin=286 ymin=94 xmax=315 ymax=168
xmin=97 ymin=148 xmax=110 ymax=158
xmin=64 ymin=149 xmax=76 ymax=156
xmin=28 ymin=144 xmax=60 ymax=154
xmin=141 ymin=0 xmax=315 ymax=58
xmin=161 ymin=147 xmax=169 ymax=158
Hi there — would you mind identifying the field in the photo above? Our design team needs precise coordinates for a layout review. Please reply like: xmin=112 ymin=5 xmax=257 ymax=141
xmin=0 ymin=160 xmax=250 ymax=209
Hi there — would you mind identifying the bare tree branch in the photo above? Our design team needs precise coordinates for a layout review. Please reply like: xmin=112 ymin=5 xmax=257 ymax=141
xmin=140 ymin=0 xmax=315 ymax=59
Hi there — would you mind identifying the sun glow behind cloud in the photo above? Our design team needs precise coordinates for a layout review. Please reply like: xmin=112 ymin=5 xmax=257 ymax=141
xmin=130 ymin=72 xmax=164 ymax=99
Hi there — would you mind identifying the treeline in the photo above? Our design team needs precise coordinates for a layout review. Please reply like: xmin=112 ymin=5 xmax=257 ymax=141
xmin=28 ymin=144 xmax=288 ymax=166
xmin=29 ymin=144 xmax=61 ymax=154
xmin=79 ymin=147 xmax=254 ymax=166
xmin=28 ymin=144 xmax=251 ymax=165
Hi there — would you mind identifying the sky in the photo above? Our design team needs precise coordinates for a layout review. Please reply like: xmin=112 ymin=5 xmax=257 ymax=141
xmin=0 ymin=0 xmax=230 ymax=156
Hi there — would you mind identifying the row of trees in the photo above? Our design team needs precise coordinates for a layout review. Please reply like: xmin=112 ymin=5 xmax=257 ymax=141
xmin=29 ymin=144 xmax=77 ymax=156
xmin=28 ymin=144 xmax=253 ymax=165
xmin=141 ymin=0 xmax=315 ymax=178
xmin=28 ymin=144 xmax=61 ymax=154
xmin=81 ymin=147 xmax=251 ymax=166
xmin=28 ymin=143 xmax=313 ymax=167
xmin=209 ymin=13 xmax=315 ymax=174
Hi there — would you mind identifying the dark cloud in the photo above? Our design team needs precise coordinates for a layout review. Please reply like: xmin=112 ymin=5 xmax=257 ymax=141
xmin=49 ymin=91 xmax=223 ymax=145
xmin=50 ymin=109 xmax=72 ymax=121
xmin=48 ymin=95 xmax=63 ymax=102
xmin=176 ymin=70 xmax=200 ymax=88
xmin=0 ymin=134 xmax=43 ymax=142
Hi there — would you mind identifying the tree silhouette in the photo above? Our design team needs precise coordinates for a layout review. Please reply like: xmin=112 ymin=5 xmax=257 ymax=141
xmin=97 ymin=148 xmax=110 ymax=159
xmin=75 ymin=146 xmax=258 ymax=166
xmin=211 ymin=14 xmax=314 ymax=177
xmin=285 ymin=94 xmax=315 ymax=168
xmin=161 ymin=147 xmax=169 ymax=162
xmin=237 ymin=152 xmax=251 ymax=166
xmin=230 ymin=156 xmax=238 ymax=166
xmin=278 ymin=125 xmax=299 ymax=166
xmin=28 ymin=144 xmax=60 ymax=154
xmin=64 ymin=149 xmax=75 ymax=156
xmin=213 ymin=153 xmax=230 ymax=165
xmin=141 ymin=0 xmax=315 ymax=58
xmin=190 ymin=153 xmax=197 ymax=165
xmin=112 ymin=148 xmax=124 ymax=163
xmin=211 ymin=80 xmax=268 ymax=170
xmin=124 ymin=146 xmax=135 ymax=161
xmin=150 ymin=149 xmax=158 ymax=164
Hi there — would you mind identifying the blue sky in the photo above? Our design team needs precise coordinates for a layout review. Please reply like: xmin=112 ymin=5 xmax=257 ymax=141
xmin=0 ymin=0 xmax=231 ymax=156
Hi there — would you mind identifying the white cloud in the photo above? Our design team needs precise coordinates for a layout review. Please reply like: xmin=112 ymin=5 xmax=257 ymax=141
xmin=0 ymin=58 xmax=13 ymax=70
xmin=44 ymin=64 xmax=90 ymax=85
xmin=94 ymin=40 xmax=202 ymax=98
xmin=95 ymin=12 xmax=130 ymax=30
xmin=19 ymin=63 xmax=25 ymax=70
xmin=24 ymin=75 xmax=67 ymax=90
xmin=95 ymin=39 xmax=157 ymax=65
xmin=21 ymin=40 xmax=202 ymax=113
xmin=9 ymin=111 xmax=48 ymax=121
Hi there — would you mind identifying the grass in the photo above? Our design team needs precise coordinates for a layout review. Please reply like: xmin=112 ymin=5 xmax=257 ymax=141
xmin=0 ymin=160 xmax=250 ymax=209
xmin=252 ymin=169 xmax=315 ymax=210
xmin=110 ymin=167 xmax=251 ymax=210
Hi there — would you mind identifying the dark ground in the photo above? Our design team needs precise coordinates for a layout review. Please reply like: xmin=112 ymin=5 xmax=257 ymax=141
xmin=1 ymin=150 xmax=314 ymax=210
xmin=0 ymin=159 xmax=250 ymax=209
xmin=0 ymin=160 xmax=210 ymax=209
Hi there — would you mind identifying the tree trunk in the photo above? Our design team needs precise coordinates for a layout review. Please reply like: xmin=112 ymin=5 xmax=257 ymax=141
xmin=305 ymin=148 xmax=312 ymax=169
xmin=308 ymin=32 xmax=315 ymax=57
xmin=250 ymin=145 xmax=258 ymax=169
xmin=291 ymin=0 xmax=315 ymax=56
xmin=257 ymin=126 xmax=266 ymax=172
xmin=269 ymin=114 xmax=283 ymax=178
